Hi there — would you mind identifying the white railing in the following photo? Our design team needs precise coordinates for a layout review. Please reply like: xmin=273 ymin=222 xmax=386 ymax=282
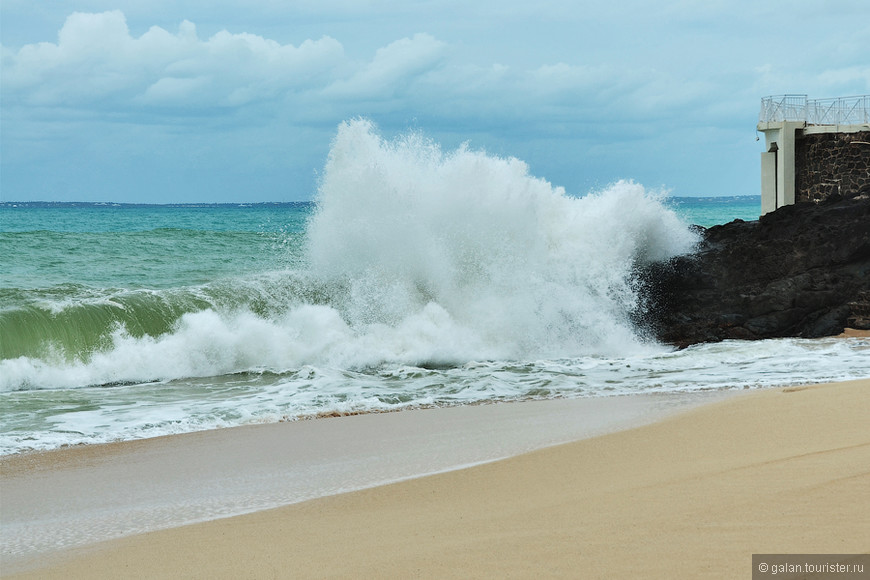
xmin=759 ymin=94 xmax=807 ymax=123
xmin=759 ymin=95 xmax=870 ymax=125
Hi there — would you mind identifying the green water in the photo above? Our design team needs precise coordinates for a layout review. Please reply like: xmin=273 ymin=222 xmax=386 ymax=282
xmin=0 ymin=198 xmax=760 ymax=364
xmin=1 ymin=203 xmax=313 ymax=362
xmin=15 ymin=195 xmax=853 ymax=459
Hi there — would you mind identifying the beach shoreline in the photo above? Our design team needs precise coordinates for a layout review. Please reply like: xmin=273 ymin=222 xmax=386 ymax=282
xmin=1 ymin=389 xmax=736 ymax=574
xmin=3 ymin=377 xmax=869 ymax=578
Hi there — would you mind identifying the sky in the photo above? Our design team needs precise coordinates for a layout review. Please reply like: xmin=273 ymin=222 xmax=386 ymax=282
xmin=1 ymin=0 xmax=868 ymax=203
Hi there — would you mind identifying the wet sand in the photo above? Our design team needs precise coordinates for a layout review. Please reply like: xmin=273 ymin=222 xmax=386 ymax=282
xmin=3 ymin=379 xmax=869 ymax=579
xmin=2 ymin=390 xmax=732 ymax=574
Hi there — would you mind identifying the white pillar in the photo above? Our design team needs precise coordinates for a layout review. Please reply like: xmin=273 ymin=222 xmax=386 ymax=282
xmin=757 ymin=120 xmax=804 ymax=215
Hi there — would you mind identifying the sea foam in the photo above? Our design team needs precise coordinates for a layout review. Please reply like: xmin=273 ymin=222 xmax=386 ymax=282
xmin=1 ymin=120 xmax=698 ymax=391
xmin=305 ymin=119 xmax=697 ymax=361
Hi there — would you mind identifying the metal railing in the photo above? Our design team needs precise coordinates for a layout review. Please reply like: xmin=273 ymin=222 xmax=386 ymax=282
xmin=759 ymin=94 xmax=870 ymax=125
xmin=759 ymin=94 xmax=807 ymax=123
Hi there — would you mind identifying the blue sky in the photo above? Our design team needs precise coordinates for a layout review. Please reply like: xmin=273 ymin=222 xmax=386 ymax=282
xmin=2 ymin=0 xmax=868 ymax=203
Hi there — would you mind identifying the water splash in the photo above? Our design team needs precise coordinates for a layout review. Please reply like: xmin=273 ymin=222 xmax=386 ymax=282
xmin=1 ymin=119 xmax=698 ymax=391
xmin=306 ymin=119 xmax=697 ymax=361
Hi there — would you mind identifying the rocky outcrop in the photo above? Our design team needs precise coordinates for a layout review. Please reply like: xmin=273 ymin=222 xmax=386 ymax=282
xmin=638 ymin=195 xmax=870 ymax=348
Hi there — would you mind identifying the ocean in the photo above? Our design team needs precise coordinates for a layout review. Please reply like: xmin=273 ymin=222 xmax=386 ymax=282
xmin=2 ymin=120 xmax=868 ymax=455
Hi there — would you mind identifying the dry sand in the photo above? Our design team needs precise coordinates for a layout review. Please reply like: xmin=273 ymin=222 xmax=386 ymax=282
xmin=4 ymin=379 xmax=869 ymax=579
xmin=838 ymin=328 xmax=870 ymax=338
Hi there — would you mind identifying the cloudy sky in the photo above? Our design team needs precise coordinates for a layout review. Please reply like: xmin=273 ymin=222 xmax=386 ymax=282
xmin=2 ymin=0 xmax=868 ymax=203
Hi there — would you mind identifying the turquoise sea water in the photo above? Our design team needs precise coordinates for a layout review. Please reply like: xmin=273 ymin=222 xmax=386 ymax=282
xmin=665 ymin=195 xmax=761 ymax=228
xmin=1 ymin=122 xmax=867 ymax=454
xmin=0 ymin=196 xmax=751 ymax=291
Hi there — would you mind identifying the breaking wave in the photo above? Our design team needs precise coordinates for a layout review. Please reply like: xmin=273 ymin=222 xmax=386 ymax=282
xmin=1 ymin=119 xmax=698 ymax=391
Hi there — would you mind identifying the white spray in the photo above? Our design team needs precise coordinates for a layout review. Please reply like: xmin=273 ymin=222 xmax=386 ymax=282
xmin=305 ymin=119 xmax=698 ymax=363
xmin=1 ymin=119 xmax=699 ymax=390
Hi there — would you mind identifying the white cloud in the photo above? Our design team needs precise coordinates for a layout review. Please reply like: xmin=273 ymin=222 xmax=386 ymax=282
xmin=1 ymin=11 xmax=672 ymax=130
xmin=752 ymin=62 xmax=870 ymax=100
xmin=140 ymin=76 xmax=208 ymax=104
xmin=323 ymin=34 xmax=447 ymax=99
xmin=1 ymin=10 xmax=345 ymax=110
xmin=3 ymin=2 xmax=868 ymax=203
xmin=0 ymin=8 xmax=774 ymax=128
xmin=816 ymin=66 xmax=870 ymax=93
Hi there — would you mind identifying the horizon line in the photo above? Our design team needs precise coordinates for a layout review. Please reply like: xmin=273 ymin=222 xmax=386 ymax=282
xmin=0 ymin=195 xmax=762 ymax=207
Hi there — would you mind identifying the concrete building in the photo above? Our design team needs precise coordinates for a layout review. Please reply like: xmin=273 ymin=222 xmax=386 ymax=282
xmin=757 ymin=95 xmax=870 ymax=215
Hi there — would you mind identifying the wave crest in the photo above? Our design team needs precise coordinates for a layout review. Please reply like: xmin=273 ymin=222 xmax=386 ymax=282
xmin=2 ymin=120 xmax=699 ymax=391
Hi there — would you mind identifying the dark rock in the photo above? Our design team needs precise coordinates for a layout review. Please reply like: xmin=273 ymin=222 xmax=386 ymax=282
xmin=636 ymin=195 xmax=870 ymax=347
xmin=847 ymin=290 xmax=870 ymax=329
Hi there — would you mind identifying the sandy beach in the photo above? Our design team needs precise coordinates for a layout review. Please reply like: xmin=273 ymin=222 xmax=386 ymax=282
xmin=3 ymin=378 xmax=869 ymax=579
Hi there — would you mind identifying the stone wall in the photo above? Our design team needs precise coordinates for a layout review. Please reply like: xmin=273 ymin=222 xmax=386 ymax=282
xmin=794 ymin=130 xmax=870 ymax=202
